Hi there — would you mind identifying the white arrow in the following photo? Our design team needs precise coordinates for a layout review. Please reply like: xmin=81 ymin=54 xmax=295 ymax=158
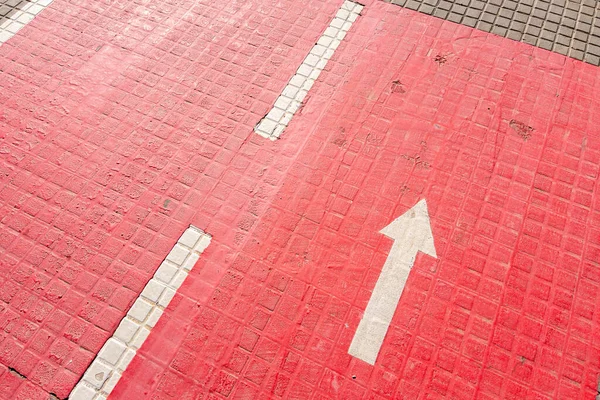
xmin=348 ymin=199 xmax=437 ymax=365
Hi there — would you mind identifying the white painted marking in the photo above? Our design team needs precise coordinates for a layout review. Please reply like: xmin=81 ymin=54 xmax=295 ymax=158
xmin=0 ymin=0 xmax=54 ymax=46
xmin=70 ymin=226 xmax=211 ymax=400
xmin=348 ymin=200 xmax=437 ymax=365
xmin=254 ymin=0 xmax=363 ymax=140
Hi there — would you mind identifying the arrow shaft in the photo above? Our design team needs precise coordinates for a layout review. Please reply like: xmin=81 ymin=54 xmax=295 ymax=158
xmin=348 ymin=243 xmax=419 ymax=365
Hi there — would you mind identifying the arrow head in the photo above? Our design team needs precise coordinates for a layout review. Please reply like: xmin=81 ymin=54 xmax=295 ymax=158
xmin=379 ymin=199 xmax=437 ymax=258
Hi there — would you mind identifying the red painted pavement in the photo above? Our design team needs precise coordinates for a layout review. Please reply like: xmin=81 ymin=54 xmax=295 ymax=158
xmin=2 ymin=0 xmax=600 ymax=399
xmin=0 ymin=0 xmax=350 ymax=397
xmin=114 ymin=2 xmax=600 ymax=400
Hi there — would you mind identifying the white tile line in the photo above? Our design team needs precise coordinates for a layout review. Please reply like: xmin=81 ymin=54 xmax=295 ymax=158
xmin=254 ymin=0 xmax=363 ymax=140
xmin=0 ymin=0 xmax=53 ymax=45
xmin=69 ymin=226 xmax=212 ymax=400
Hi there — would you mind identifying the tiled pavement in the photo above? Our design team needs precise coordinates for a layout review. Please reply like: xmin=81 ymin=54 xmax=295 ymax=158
xmin=113 ymin=5 xmax=600 ymax=398
xmin=72 ymin=227 xmax=212 ymax=399
xmin=387 ymin=0 xmax=600 ymax=65
xmin=0 ymin=0 xmax=27 ymax=24
xmin=254 ymin=1 xmax=364 ymax=140
xmin=0 ymin=0 xmax=52 ymax=44
xmin=1 ymin=0 xmax=600 ymax=399
xmin=0 ymin=0 xmax=349 ymax=397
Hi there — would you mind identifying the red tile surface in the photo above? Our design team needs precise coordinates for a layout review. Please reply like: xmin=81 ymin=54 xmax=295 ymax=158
xmin=2 ymin=0 xmax=600 ymax=399
xmin=115 ymin=2 xmax=600 ymax=400
xmin=0 ymin=0 xmax=348 ymax=397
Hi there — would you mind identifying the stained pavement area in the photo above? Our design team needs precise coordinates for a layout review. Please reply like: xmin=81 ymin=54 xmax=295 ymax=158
xmin=387 ymin=0 xmax=600 ymax=65
xmin=1 ymin=0 xmax=600 ymax=399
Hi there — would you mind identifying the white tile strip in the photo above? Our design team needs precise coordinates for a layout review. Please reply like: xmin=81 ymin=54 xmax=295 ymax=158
xmin=0 ymin=0 xmax=53 ymax=45
xmin=254 ymin=0 xmax=363 ymax=140
xmin=69 ymin=226 xmax=212 ymax=400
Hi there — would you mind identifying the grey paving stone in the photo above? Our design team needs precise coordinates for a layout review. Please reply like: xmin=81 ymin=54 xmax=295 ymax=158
xmin=544 ymin=21 xmax=559 ymax=32
xmin=541 ymin=30 xmax=556 ymax=40
xmin=433 ymin=8 xmax=449 ymax=18
xmin=526 ymin=26 xmax=541 ymax=36
xmin=481 ymin=12 xmax=496 ymax=23
xmin=516 ymin=4 xmax=532 ymax=13
xmin=548 ymin=4 xmax=563 ymax=14
xmin=0 ymin=0 xmax=30 ymax=26
xmin=448 ymin=12 xmax=463 ymax=22
xmin=485 ymin=4 xmax=500 ymax=14
xmin=539 ymin=38 xmax=553 ymax=50
xmin=570 ymin=49 xmax=584 ymax=60
xmin=492 ymin=25 xmax=508 ymax=35
xmin=553 ymin=44 xmax=570 ymax=55
xmin=581 ymin=5 xmax=595 ymax=16
xmin=564 ymin=10 xmax=579 ymax=19
xmin=463 ymin=16 xmax=478 ymax=26
xmin=477 ymin=20 xmax=493 ymax=31
xmin=513 ymin=12 xmax=528 ymax=23
xmin=510 ymin=21 xmax=525 ymax=31
xmin=496 ymin=16 xmax=511 ymax=28
xmin=507 ymin=30 xmax=523 ymax=40
xmin=406 ymin=0 xmax=421 ymax=10
xmin=547 ymin=13 xmax=561 ymax=24
xmin=466 ymin=8 xmax=482 ymax=17
xmin=572 ymin=40 xmax=586 ymax=51
xmin=529 ymin=17 xmax=544 ymax=28
xmin=438 ymin=0 xmax=452 ymax=10
xmin=451 ymin=4 xmax=468 ymax=14
xmin=522 ymin=33 xmax=538 ymax=44
xmin=556 ymin=34 xmax=572 ymax=46
xmin=420 ymin=4 xmax=435 ymax=13
xmin=578 ymin=15 xmax=593 ymax=26
xmin=384 ymin=0 xmax=600 ymax=66
xmin=573 ymin=31 xmax=588 ymax=41
xmin=589 ymin=44 xmax=600 ymax=57
xmin=562 ymin=18 xmax=576 ymax=29
xmin=471 ymin=0 xmax=485 ymax=9
xmin=559 ymin=26 xmax=574 ymax=37
xmin=584 ymin=54 xmax=600 ymax=65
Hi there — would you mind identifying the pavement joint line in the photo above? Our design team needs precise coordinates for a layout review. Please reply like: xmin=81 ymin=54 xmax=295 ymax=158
xmin=68 ymin=226 xmax=212 ymax=400
xmin=254 ymin=0 xmax=364 ymax=140
xmin=0 ymin=0 xmax=53 ymax=45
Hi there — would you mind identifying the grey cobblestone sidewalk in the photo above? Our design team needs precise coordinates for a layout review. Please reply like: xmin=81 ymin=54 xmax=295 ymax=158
xmin=388 ymin=0 xmax=600 ymax=65
xmin=0 ymin=0 xmax=28 ymax=25
xmin=0 ymin=0 xmax=51 ymax=44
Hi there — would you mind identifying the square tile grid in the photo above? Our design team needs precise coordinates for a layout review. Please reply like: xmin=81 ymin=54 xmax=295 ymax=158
xmin=69 ymin=226 xmax=211 ymax=400
xmin=255 ymin=0 xmax=364 ymax=140
xmin=387 ymin=0 xmax=600 ymax=66
xmin=0 ymin=0 xmax=52 ymax=44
